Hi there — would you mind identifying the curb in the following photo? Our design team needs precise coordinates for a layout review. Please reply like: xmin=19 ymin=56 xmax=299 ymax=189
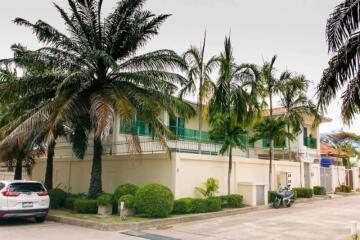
xmin=47 ymin=206 xmax=257 ymax=231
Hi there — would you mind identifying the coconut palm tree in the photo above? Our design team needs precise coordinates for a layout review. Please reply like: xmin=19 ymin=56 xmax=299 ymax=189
xmin=181 ymin=33 xmax=218 ymax=153
xmin=317 ymin=0 xmax=360 ymax=122
xmin=209 ymin=37 xmax=262 ymax=195
xmin=2 ymin=0 xmax=195 ymax=198
xmin=278 ymin=74 xmax=320 ymax=160
xmin=250 ymin=117 xmax=295 ymax=190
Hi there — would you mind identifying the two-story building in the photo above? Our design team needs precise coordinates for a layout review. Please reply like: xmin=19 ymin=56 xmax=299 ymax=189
xmin=30 ymin=104 xmax=345 ymax=206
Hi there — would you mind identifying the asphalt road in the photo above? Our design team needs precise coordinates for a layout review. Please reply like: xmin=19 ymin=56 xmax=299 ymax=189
xmin=1 ymin=195 xmax=359 ymax=240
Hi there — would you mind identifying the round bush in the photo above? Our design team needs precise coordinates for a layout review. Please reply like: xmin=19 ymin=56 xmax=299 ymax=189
xmin=113 ymin=184 xmax=139 ymax=203
xmin=49 ymin=188 xmax=67 ymax=209
xmin=135 ymin=184 xmax=174 ymax=218
xmin=74 ymin=199 xmax=98 ymax=214
xmin=293 ymin=187 xmax=313 ymax=198
xmin=313 ymin=186 xmax=326 ymax=195
xmin=119 ymin=194 xmax=135 ymax=209
xmin=97 ymin=194 xmax=113 ymax=206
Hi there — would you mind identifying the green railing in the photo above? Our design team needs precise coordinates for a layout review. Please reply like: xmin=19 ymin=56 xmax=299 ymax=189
xmin=262 ymin=138 xmax=287 ymax=148
xmin=169 ymin=126 xmax=211 ymax=142
xmin=304 ymin=137 xmax=317 ymax=149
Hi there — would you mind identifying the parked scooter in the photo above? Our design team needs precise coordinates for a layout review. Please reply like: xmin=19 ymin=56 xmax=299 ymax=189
xmin=272 ymin=185 xmax=295 ymax=208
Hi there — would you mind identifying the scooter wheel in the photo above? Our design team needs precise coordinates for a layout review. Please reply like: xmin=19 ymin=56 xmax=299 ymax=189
xmin=286 ymin=201 xmax=293 ymax=208
xmin=273 ymin=199 xmax=281 ymax=209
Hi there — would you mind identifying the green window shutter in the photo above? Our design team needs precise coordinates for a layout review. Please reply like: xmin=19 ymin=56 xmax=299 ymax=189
xmin=177 ymin=117 xmax=185 ymax=138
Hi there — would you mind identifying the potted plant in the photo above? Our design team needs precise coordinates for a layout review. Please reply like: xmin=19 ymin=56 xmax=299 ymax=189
xmin=119 ymin=194 xmax=135 ymax=217
xmin=97 ymin=194 xmax=113 ymax=216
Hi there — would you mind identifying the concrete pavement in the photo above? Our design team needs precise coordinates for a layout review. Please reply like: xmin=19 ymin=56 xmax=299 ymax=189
xmin=1 ymin=195 xmax=359 ymax=240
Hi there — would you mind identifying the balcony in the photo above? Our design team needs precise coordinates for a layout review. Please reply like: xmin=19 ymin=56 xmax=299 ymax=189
xmin=304 ymin=137 xmax=317 ymax=149
xmin=262 ymin=138 xmax=287 ymax=148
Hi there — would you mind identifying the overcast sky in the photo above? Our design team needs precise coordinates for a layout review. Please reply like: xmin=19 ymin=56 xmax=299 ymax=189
xmin=0 ymin=0 xmax=353 ymax=134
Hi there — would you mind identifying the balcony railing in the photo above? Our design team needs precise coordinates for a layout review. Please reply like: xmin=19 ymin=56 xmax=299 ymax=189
xmin=304 ymin=137 xmax=317 ymax=149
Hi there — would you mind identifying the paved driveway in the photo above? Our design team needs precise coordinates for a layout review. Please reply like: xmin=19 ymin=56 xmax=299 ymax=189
xmin=144 ymin=195 xmax=360 ymax=240
xmin=0 ymin=195 xmax=359 ymax=240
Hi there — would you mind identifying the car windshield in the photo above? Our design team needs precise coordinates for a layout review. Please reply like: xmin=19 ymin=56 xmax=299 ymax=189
xmin=9 ymin=183 xmax=45 ymax=193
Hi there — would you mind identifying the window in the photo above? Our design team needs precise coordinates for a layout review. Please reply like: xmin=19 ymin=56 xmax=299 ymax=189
xmin=169 ymin=116 xmax=186 ymax=138
xmin=9 ymin=183 xmax=45 ymax=193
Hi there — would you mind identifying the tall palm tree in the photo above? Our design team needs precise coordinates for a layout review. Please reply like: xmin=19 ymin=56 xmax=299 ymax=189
xmin=209 ymin=113 xmax=246 ymax=195
xmin=250 ymin=117 xmax=295 ymax=190
xmin=2 ymin=0 xmax=195 ymax=198
xmin=317 ymin=0 xmax=360 ymax=122
xmin=181 ymin=33 xmax=218 ymax=153
xmin=209 ymin=37 xmax=262 ymax=194
xmin=279 ymin=74 xmax=319 ymax=160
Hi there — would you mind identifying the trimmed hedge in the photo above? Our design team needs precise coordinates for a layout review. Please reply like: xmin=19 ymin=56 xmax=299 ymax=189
xmin=113 ymin=184 xmax=139 ymax=202
xmin=173 ymin=198 xmax=193 ymax=214
xmin=135 ymin=184 xmax=174 ymax=218
xmin=172 ymin=197 xmax=221 ymax=214
xmin=218 ymin=194 xmax=243 ymax=208
xmin=119 ymin=194 xmax=135 ymax=209
xmin=268 ymin=191 xmax=277 ymax=203
xmin=313 ymin=186 xmax=326 ymax=195
xmin=49 ymin=188 xmax=67 ymax=209
xmin=74 ymin=199 xmax=98 ymax=214
xmin=336 ymin=185 xmax=352 ymax=193
xmin=293 ymin=187 xmax=313 ymax=198
xmin=64 ymin=197 xmax=77 ymax=210
xmin=97 ymin=194 xmax=113 ymax=206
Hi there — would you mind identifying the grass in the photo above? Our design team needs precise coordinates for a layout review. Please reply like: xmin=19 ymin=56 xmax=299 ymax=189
xmin=49 ymin=209 xmax=151 ymax=224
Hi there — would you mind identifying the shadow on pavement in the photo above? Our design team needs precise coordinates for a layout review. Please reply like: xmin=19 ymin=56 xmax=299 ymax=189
xmin=0 ymin=218 xmax=39 ymax=227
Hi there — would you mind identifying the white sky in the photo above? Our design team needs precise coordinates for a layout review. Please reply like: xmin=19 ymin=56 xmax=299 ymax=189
xmin=0 ymin=0 xmax=354 ymax=134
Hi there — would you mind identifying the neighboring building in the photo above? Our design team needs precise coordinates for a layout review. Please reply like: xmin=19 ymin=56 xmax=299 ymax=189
xmin=30 ymin=104 xmax=355 ymax=205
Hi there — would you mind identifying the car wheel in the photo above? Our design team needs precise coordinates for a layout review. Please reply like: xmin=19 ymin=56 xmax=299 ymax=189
xmin=35 ymin=216 xmax=46 ymax=223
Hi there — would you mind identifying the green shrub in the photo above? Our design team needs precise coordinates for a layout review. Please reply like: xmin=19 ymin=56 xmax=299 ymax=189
xmin=173 ymin=198 xmax=193 ymax=214
xmin=218 ymin=194 xmax=243 ymax=208
xmin=64 ymin=197 xmax=77 ymax=210
xmin=49 ymin=188 xmax=67 ymax=209
xmin=313 ymin=186 xmax=326 ymax=195
xmin=113 ymin=183 xmax=139 ymax=202
xmin=119 ymin=194 xmax=135 ymax=209
xmin=188 ymin=198 xmax=208 ymax=213
xmin=97 ymin=194 xmax=113 ymax=206
xmin=336 ymin=185 xmax=352 ymax=193
xmin=206 ymin=197 xmax=221 ymax=212
xmin=135 ymin=184 xmax=174 ymax=218
xmin=268 ymin=191 xmax=277 ymax=203
xmin=293 ymin=187 xmax=313 ymax=198
xmin=74 ymin=199 xmax=98 ymax=214
xmin=195 ymin=177 xmax=219 ymax=198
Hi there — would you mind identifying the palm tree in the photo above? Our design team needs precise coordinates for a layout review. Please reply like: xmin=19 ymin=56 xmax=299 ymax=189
xmin=2 ymin=0 xmax=195 ymax=198
xmin=209 ymin=113 xmax=246 ymax=195
xmin=209 ymin=37 xmax=262 ymax=194
xmin=317 ymin=0 xmax=360 ymax=122
xmin=250 ymin=117 xmax=295 ymax=190
xmin=278 ymin=74 xmax=319 ymax=160
xmin=181 ymin=33 xmax=218 ymax=153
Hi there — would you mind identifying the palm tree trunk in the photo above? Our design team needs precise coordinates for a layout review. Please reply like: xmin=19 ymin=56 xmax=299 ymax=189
xmin=88 ymin=137 xmax=103 ymax=198
xmin=287 ymin=125 xmax=291 ymax=160
xmin=269 ymin=139 xmax=274 ymax=191
xmin=198 ymin=96 xmax=203 ymax=154
xmin=45 ymin=139 xmax=57 ymax=190
xmin=228 ymin=146 xmax=233 ymax=195
xmin=269 ymin=93 xmax=273 ymax=117
xmin=14 ymin=157 xmax=22 ymax=180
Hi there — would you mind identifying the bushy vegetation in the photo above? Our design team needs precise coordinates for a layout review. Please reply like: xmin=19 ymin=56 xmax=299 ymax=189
xmin=73 ymin=199 xmax=98 ymax=214
xmin=113 ymin=184 xmax=139 ymax=203
xmin=97 ymin=194 xmax=113 ymax=206
xmin=172 ymin=197 xmax=222 ymax=214
xmin=119 ymin=194 xmax=135 ymax=209
xmin=268 ymin=191 xmax=277 ymax=203
xmin=195 ymin=178 xmax=219 ymax=198
xmin=313 ymin=186 xmax=326 ymax=195
xmin=336 ymin=185 xmax=352 ymax=193
xmin=217 ymin=194 xmax=243 ymax=208
xmin=135 ymin=184 xmax=174 ymax=218
xmin=293 ymin=187 xmax=313 ymax=198
xmin=49 ymin=188 xmax=67 ymax=209
xmin=64 ymin=197 xmax=77 ymax=210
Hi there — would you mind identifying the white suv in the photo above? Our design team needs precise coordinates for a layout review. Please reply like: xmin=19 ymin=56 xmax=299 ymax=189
xmin=0 ymin=180 xmax=49 ymax=223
